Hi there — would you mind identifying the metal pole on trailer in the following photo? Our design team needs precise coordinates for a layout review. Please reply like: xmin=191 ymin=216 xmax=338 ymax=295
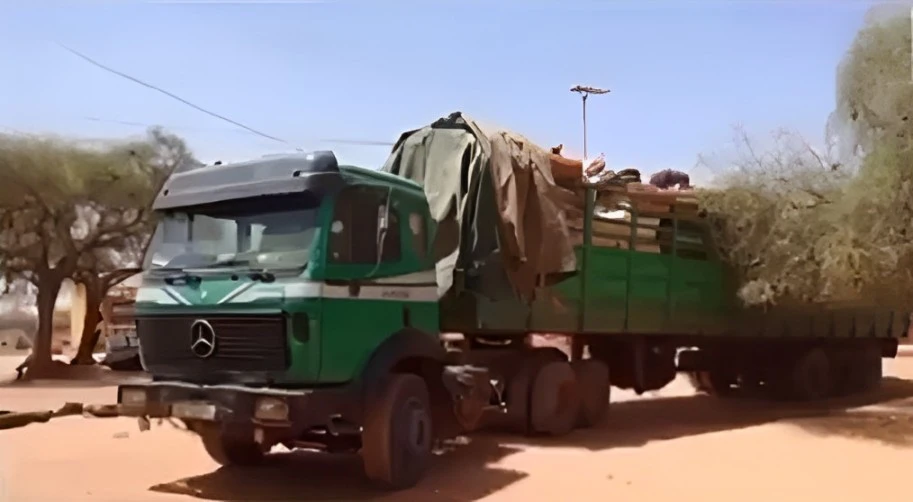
xmin=569 ymin=84 xmax=609 ymax=362
xmin=570 ymin=85 xmax=610 ymax=164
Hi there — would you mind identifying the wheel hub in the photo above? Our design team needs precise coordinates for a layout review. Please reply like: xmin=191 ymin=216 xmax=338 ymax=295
xmin=405 ymin=400 xmax=431 ymax=454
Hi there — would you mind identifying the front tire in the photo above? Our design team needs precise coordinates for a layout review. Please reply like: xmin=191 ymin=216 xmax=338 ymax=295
xmin=361 ymin=373 xmax=434 ymax=490
xmin=199 ymin=424 xmax=265 ymax=466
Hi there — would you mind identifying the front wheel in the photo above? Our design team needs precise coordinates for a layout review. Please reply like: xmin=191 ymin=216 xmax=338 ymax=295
xmin=198 ymin=424 xmax=266 ymax=466
xmin=361 ymin=374 xmax=434 ymax=490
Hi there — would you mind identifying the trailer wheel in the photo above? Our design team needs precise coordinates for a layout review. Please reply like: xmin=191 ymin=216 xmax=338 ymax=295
xmin=199 ymin=424 xmax=266 ymax=466
xmin=790 ymin=348 xmax=833 ymax=401
xmin=834 ymin=347 xmax=879 ymax=395
xmin=572 ymin=359 xmax=610 ymax=428
xmin=686 ymin=371 xmax=712 ymax=393
xmin=687 ymin=370 xmax=736 ymax=397
xmin=530 ymin=361 xmax=580 ymax=436
xmin=361 ymin=373 xmax=433 ymax=490
xmin=859 ymin=347 xmax=883 ymax=392
xmin=707 ymin=369 xmax=738 ymax=396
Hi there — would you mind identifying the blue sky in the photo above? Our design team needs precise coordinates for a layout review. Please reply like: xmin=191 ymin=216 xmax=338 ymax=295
xmin=0 ymin=1 xmax=883 ymax=183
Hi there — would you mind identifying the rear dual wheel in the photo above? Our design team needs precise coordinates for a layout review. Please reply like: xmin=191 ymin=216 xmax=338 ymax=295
xmin=687 ymin=369 xmax=737 ymax=397
xmin=530 ymin=361 xmax=580 ymax=436
xmin=510 ymin=355 xmax=610 ymax=436
xmin=788 ymin=348 xmax=833 ymax=401
xmin=686 ymin=345 xmax=884 ymax=403
xmin=776 ymin=346 xmax=880 ymax=401
xmin=836 ymin=346 xmax=883 ymax=395
xmin=572 ymin=359 xmax=610 ymax=428
xmin=499 ymin=349 xmax=565 ymax=434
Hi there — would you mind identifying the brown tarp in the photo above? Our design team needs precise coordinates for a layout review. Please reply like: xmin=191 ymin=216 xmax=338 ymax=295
xmin=382 ymin=112 xmax=577 ymax=299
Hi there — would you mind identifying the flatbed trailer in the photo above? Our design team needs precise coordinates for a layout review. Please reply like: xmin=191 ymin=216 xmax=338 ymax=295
xmin=115 ymin=115 xmax=909 ymax=491
xmin=441 ymin=180 xmax=905 ymax=398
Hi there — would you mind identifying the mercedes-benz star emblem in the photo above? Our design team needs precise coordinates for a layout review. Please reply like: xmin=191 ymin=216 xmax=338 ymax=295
xmin=189 ymin=319 xmax=217 ymax=359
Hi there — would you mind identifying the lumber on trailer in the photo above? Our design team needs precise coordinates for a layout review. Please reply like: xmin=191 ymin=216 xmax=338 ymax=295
xmin=563 ymin=180 xmax=701 ymax=254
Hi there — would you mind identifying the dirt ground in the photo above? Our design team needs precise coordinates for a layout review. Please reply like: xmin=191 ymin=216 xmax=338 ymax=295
xmin=4 ymin=352 xmax=913 ymax=502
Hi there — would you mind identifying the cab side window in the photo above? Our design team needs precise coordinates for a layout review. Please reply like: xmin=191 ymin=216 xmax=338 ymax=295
xmin=328 ymin=186 xmax=402 ymax=264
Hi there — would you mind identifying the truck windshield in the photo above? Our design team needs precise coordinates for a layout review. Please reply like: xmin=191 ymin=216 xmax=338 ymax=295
xmin=144 ymin=195 xmax=321 ymax=271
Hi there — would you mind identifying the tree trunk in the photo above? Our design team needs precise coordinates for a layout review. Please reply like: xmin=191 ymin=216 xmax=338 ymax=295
xmin=72 ymin=278 xmax=103 ymax=365
xmin=30 ymin=276 xmax=63 ymax=375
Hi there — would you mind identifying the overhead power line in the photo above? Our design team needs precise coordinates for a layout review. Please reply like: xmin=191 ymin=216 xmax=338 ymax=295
xmin=56 ymin=42 xmax=302 ymax=151
xmin=5 ymin=116 xmax=397 ymax=149
xmin=82 ymin=116 xmax=258 ymax=135
xmin=83 ymin=116 xmax=395 ymax=147
xmin=320 ymin=138 xmax=395 ymax=146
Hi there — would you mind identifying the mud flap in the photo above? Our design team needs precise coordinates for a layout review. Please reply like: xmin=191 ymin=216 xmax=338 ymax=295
xmin=442 ymin=365 xmax=494 ymax=431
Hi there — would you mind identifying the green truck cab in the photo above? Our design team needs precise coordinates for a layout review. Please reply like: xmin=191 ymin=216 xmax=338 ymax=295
xmin=118 ymin=151 xmax=473 ymax=488
xmin=117 ymin=137 xmax=908 ymax=489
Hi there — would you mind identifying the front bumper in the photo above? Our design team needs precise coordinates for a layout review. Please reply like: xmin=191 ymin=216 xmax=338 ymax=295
xmin=117 ymin=381 xmax=357 ymax=431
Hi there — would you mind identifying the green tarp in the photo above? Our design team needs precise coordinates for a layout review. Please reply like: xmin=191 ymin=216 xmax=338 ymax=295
xmin=382 ymin=112 xmax=577 ymax=299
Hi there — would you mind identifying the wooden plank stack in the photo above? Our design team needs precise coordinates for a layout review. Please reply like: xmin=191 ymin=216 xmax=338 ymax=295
xmin=564 ymin=182 xmax=705 ymax=254
xmin=546 ymin=149 xmax=705 ymax=254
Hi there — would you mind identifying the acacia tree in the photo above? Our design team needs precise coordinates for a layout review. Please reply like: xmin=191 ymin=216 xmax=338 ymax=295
xmin=699 ymin=6 xmax=913 ymax=309
xmin=697 ymin=127 xmax=851 ymax=306
xmin=0 ymin=128 xmax=198 ymax=375
xmin=69 ymin=127 xmax=201 ymax=364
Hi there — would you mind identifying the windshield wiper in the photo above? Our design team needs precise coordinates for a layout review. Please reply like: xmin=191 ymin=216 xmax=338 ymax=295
xmin=148 ymin=267 xmax=200 ymax=282
xmin=180 ymin=258 xmax=253 ymax=273
xmin=245 ymin=262 xmax=309 ymax=283
xmin=162 ymin=271 xmax=202 ymax=286
xmin=147 ymin=266 xmax=184 ymax=275
xmin=207 ymin=258 xmax=253 ymax=268
xmin=247 ymin=270 xmax=276 ymax=283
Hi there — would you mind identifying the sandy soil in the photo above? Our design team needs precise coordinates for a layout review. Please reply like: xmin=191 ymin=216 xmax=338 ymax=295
xmin=4 ymin=352 xmax=913 ymax=502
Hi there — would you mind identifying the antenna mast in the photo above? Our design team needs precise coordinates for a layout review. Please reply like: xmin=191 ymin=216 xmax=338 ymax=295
xmin=570 ymin=85 xmax=610 ymax=161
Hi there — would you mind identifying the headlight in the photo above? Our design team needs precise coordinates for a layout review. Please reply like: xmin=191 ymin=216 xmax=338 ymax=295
xmin=120 ymin=388 xmax=147 ymax=406
xmin=254 ymin=397 xmax=289 ymax=421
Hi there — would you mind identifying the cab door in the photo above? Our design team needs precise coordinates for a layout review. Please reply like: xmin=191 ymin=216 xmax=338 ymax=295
xmin=318 ymin=185 xmax=412 ymax=383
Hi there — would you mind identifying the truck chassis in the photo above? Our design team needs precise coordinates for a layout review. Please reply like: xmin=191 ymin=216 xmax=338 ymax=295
xmin=117 ymin=331 xmax=896 ymax=489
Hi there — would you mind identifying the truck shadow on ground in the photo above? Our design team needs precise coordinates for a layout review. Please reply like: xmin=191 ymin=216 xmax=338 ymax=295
xmin=787 ymin=380 xmax=913 ymax=447
xmin=495 ymin=376 xmax=913 ymax=451
xmin=149 ymin=376 xmax=913 ymax=502
xmin=150 ymin=438 xmax=526 ymax=502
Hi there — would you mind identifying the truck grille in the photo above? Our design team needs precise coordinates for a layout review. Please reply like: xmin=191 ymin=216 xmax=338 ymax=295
xmin=136 ymin=315 xmax=289 ymax=374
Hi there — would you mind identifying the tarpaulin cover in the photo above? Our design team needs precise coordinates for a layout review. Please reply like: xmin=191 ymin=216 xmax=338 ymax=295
xmin=381 ymin=112 xmax=577 ymax=299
